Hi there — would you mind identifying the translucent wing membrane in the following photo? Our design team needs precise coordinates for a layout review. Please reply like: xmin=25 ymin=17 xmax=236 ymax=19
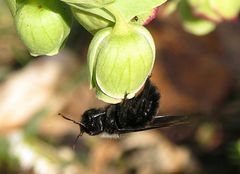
xmin=117 ymin=115 xmax=188 ymax=133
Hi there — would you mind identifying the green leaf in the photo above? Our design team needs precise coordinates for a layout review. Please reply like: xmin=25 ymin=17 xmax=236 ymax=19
xmin=111 ymin=0 xmax=167 ymax=22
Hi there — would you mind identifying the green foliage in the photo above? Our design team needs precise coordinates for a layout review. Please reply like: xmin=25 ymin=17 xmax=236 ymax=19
xmin=178 ymin=0 xmax=240 ymax=35
xmin=0 ymin=138 xmax=20 ymax=174
xmin=5 ymin=0 xmax=240 ymax=102
xmin=179 ymin=0 xmax=215 ymax=35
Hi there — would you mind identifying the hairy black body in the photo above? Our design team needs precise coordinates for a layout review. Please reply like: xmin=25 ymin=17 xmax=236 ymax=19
xmin=60 ymin=79 xmax=187 ymax=138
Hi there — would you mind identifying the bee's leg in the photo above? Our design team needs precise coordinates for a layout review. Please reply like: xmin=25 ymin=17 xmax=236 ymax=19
xmin=119 ymin=92 xmax=130 ymax=115
xmin=122 ymin=93 xmax=129 ymax=107
xmin=128 ymin=79 xmax=152 ymax=114
xmin=114 ymin=93 xmax=131 ymax=128
xmin=121 ymin=78 xmax=151 ymax=114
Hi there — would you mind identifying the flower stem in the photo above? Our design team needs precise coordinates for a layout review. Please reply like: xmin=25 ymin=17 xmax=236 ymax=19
xmin=105 ymin=4 xmax=130 ymax=34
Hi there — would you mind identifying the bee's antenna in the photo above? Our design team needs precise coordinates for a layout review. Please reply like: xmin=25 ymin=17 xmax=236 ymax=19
xmin=58 ymin=113 xmax=86 ymax=128
xmin=59 ymin=113 xmax=85 ymax=150
xmin=72 ymin=132 xmax=83 ymax=150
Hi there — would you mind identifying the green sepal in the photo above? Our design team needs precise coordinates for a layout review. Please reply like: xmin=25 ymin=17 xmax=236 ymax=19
xmin=88 ymin=27 xmax=112 ymax=88
xmin=72 ymin=8 xmax=114 ymax=34
xmin=15 ymin=0 xmax=72 ymax=56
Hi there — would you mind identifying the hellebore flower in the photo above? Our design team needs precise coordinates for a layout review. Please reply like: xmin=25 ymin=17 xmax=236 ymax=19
xmin=71 ymin=7 xmax=114 ymax=34
xmin=14 ymin=0 xmax=72 ymax=56
xmin=88 ymin=23 xmax=155 ymax=103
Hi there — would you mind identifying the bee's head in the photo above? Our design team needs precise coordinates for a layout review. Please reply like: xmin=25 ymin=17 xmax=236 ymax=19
xmin=59 ymin=110 xmax=105 ymax=147
xmin=59 ymin=109 xmax=105 ymax=136
xmin=80 ymin=109 xmax=105 ymax=136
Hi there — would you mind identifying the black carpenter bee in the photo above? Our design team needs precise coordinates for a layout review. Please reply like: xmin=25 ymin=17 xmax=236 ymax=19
xmin=59 ymin=78 xmax=187 ymax=139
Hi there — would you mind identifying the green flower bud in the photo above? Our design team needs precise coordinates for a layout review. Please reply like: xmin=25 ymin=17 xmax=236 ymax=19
xmin=15 ymin=0 xmax=72 ymax=56
xmin=72 ymin=7 xmax=114 ymax=34
xmin=88 ymin=24 xmax=155 ymax=103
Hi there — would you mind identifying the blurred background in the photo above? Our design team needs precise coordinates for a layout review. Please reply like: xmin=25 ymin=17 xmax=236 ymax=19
xmin=1 ymin=1 xmax=240 ymax=174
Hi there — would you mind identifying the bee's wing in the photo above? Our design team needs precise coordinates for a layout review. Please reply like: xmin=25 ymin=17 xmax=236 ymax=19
xmin=118 ymin=115 xmax=188 ymax=134
xmin=150 ymin=115 xmax=189 ymax=128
